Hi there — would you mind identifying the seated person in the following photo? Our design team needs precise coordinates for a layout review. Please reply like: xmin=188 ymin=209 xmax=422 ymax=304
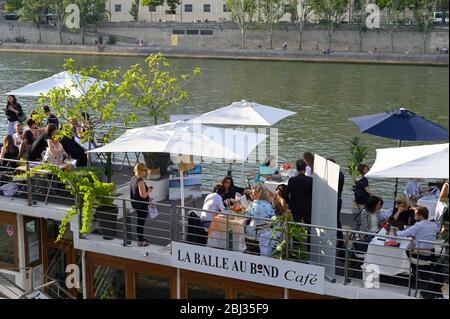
xmin=200 ymin=184 xmax=227 ymax=231
xmin=405 ymin=178 xmax=426 ymax=204
xmin=245 ymin=183 xmax=275 ymax=253
xmin=435 ymin=182 xmax=449 ymax=228
xmin=28 ymin=124 xmax=55 ymax=162
xmin=60 ymin=136 xmax=88 ymax=167
xmin=18 ymin=130 xmax=34 ymax=161
xmin=43 ymin=128 xmax=70 ymax=165
xmin=395 ymin=206 xmax=439 ymax=253
xmin=220 ymin=176 xmax=249 ymax=206
xmin=255 ymin=155 xmax=276 ymax=183
xmin=359 ymin=196 xmax=383 ymax=237
xmin=74 ymin=126 xmax=99 ymax=162
xmin=0 ymin=134 xmax=19 ymax=168
xmin=271 ymin=184 xmax=288 ymax=214
xmin=380 ymin=195 xmax=416 ymax=230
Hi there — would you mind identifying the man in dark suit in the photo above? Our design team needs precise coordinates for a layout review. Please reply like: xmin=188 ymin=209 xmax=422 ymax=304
xmin=284 ymin=159 xmax=313 ymax=224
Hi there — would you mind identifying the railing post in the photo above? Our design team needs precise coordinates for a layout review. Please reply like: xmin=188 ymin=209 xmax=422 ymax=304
xmin=225 ymin=214 xmax=230 ymax=251
xmin=122 ymin=199 xmax=128 ymax=247
xmin=76 ymin=194 xmax=82 ymax=239
xmin=171 ymin=204 xmax=178 ymax=243
xmin=26 ymin=161 xmax=32 ymax=206
xmin=415 ymin=242 xmax=420 ymax=298
xmin=344 ymin=230 xmax=349 ymax=285
xmin=408 ymin=238 xmax=413 ymax=296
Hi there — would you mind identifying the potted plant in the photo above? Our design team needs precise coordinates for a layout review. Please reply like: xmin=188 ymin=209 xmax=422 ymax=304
xmin=347 ymin=136 xmax=368 ymax=207
xmin=21 ymin=164 xmax=119 ymax=241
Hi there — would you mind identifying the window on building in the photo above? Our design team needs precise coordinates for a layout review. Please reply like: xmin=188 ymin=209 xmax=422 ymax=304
xmin=92 ymin=265 xmax=126 ymax=299
xmin=165 ymin=10 xmax=176 ymax=14
xmin=185 ymin=4 xmax=193 ymax=12
xmin=173 ymin=29 xmax=186 ymax=34
xmin=135 ymin=273 xmax=171 ymax=299
xmin=283 ymin=4 xmax=290 ymax=14
xmin=115 ymin=4 xmax=122 ymax=12
xmin=149 ymin=5 xmax=157 ymax=12
xmin=186 ymin=29 xmax=199 ymax=35
xmin=187 ymin=283 xmax=225 ymax=299
xmin=24 ymin=218 xmax=40 ymax=266
xmin=203 ymin=4 xmax=211 ymax=12
xmin=0 ymin=222 xmax=15 ymax=266
xmin=223 ymin=4 xmax=230 ymax=12
xmin=200 ymin=30 xmax=213 ymax=35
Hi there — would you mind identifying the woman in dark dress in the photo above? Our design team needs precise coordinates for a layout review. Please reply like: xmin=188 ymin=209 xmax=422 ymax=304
xmin=0 ymin=135 xmax=19 ymax=168
xmin=130 ymin=163 xmax=153 ymax=247
xmin=354 ymin=164 xmax=373 ymax=206
xmin=220 ymin=176 xmax=249 ymax=206
xmin=5 ymin=95 xmax=25 ymax=136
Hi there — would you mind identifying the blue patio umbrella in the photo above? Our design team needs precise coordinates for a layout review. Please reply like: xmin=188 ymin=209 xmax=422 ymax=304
xmin=349 ymin=108 xmax=449 ymax=200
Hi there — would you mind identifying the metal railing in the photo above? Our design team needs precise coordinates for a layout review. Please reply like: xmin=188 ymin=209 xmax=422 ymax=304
xmin=1 ymin=158 xmax=448 ymax=298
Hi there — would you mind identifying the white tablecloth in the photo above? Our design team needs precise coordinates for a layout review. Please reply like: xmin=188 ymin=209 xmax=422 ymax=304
xmin=417 ymin=197 xmax=439 ymax=220
xmin=361 ymin=229 xmax=411 ymax=277
xmin=207 ymin=216 xmax=247 ymax=252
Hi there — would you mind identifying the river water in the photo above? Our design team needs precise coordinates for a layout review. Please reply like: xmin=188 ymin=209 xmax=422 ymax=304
xmin=0 ymin=52 xmax=448 ymax=198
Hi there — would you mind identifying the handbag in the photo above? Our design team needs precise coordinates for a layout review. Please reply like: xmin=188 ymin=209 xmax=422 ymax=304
xmin=147 ymin=197 xmax=159 ymax=219
xmin=18 ymin=114 xmax=27 ymax=122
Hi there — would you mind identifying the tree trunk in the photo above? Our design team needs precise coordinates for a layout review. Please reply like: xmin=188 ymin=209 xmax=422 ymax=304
xmin=268 ymin=27 xmax=273 ymax=50
xmin=390 ymin=28 xmax=394 ymax=53
xmin=329 ymin=23 xmax=334 ymax=49
xmin=57 ymin=21 xmax=63 ymax=44
xmin=359 ymin=33 xmax=363 ymax=52
xmin=81 ymin=24 xmax=85 ymax=45
xmin=298 ymin=21 xmax=303 ymax=50
xmin=37 ymin=24 xmax=42 ymax=44
xmin=241 ymin=27 xmax=246 ymax=49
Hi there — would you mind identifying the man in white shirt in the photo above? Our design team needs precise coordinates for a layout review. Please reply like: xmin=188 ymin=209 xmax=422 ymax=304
xmin=12 ymin=122 xmax=24 ymax=148
xmin=396 ymin=206 xmax=439 ymax=250
xmin=200 ymin=184 xmax=226 ymax=230
xmin=303 ymin=152 xmax=314 ymax=177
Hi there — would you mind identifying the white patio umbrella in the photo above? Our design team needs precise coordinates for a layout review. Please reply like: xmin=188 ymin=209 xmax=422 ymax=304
xmin=366 ymin=143 xmax=449 ymax=179
xmin=6 ymin=71 xmax=101 ymax=98
xmin=191 ymin=100 xmax=296 ymax=126
xmin=191 ymin=100 xmax=296 ymax=181
xmin=89 ymin=121 xmax=267 ymax=207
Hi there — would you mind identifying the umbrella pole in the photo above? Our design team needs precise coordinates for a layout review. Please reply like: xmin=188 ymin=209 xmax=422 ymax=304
xmin=393 ymin=140 xmax=402 ymax=206
xmin=180 ymin=170 xmax=185 ymax=241
xmin=241 ymin=161 xmax=245 ymax=187
xmin=227 ymin=163 xmax=232 ymax=177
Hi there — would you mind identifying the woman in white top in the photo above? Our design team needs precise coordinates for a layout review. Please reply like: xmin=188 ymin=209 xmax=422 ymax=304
xmin=44 ymin=127 xmax=70 ymax=165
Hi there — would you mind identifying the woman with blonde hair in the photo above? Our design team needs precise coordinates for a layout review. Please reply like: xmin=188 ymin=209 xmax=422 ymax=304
xmin=130 ymin=163 xmax=153 ymax=247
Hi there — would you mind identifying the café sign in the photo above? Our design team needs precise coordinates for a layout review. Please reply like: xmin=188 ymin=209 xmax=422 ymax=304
xmin=171 ymin=242 xmax=325 ymax=294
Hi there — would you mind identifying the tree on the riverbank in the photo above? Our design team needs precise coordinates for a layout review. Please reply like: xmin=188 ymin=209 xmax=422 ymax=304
xmin=5 ymin=0 xmax=22 ymax=12
xmin=352 ymin=0 xmax=369 ymax=52
xmin=65 ymin=0 xmax=108 ymax=45
xmin=310 ymin=0 xmax=349 ymax=50
xmin=130 ymin=0 xmax=141 ymax=21
xmin=406 ymin=0 xmax=435 ymax=53
xmin=38 ymin=58 xmax=135 ymax=165
xmin=376 ymin=0 xmax=407 ymax=52
xmin=48 ymin=0 xmax=66 ymax=44
xmin=296 ymin=0 xmax=313 ymax=50
xmin=119 ymin=53 xmax=200 ymax=169
xmin=227 ymin=0 xmax=257 ymax=49
xmin=286 ymin=0 xmax=299 ymax=22
xmin=142 ymin=0 xmax=181 ymax=17
xmin=20 ymin=0 xmax=46 ymax=44
xmin=258 ymin=0 xmax=285 ymax=49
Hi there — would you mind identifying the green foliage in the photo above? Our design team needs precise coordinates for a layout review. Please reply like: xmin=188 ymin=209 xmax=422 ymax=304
xmin=18 ymin=164 xmax=117 ymax=241
xmin=65 ymin=0 xmax=108 ymax=27
xmin=5 ymin=0 xmax=23 ymax=12
xmin=119 ymin=53 xmax=200 ymax=125
xmin=270 ymin=212 xmax=309 ymax=260
xmin=258 ymin=0 xmax=285 ymax=49
xmin=347 ymin=136 xmax=368 ymax=183
xmin=142 ymin=0 xmax=180 ymax=11
xmin=286 ymin=0 xmax=299 ymax=22
xmin=107 ymin=34 xmax=117 ymax=45
xmin=406 ymin=0 xmax=434 ymax=31
xmin=37 ymin=58 xmax=136 ymax=165
xmin=130 ymin=0 xmax=140 ymax=21
xmin=227 ymin=0 xmax=257 ymax=48
xmin=14 ymin=36 xmax=26 ymax=43
xmin=310 ymin=0 xmax=348 ymax=47
xmin=20 ymin=0 xmax=46 ymax=27
xmin=353 ymin=0 xmax=368 ymax=33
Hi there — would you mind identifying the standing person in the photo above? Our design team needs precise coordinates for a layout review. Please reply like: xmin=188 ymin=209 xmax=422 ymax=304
xmin=12 ymin=122 xmax=24 ymax=148
xmin=354 ymin=164 xmax=373 ymax=206
xmin=200 ymin=184 xmax=227 ymax=231
xmin=4 ymin=95 xmax=25 ymax=136
xmin=404 ymin=178 xmax=425 ymax=204
xmin=284 ymin=159 xmax=313 ymax=224
xmin=303 ymin=152 xmax=314 ymax=177
xmin=42 ymin=105 xmax=59 ymax=127
xmin=130 ymin=163 xmax=153 ymax=247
